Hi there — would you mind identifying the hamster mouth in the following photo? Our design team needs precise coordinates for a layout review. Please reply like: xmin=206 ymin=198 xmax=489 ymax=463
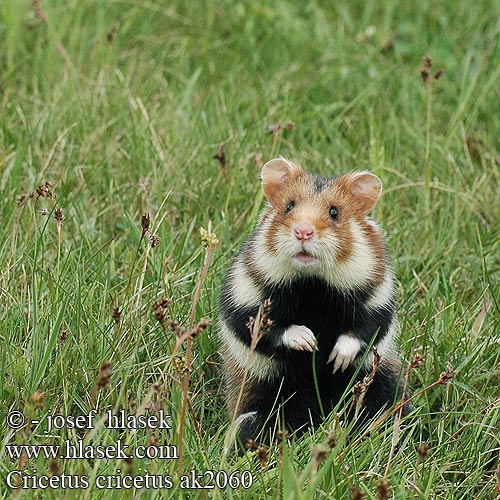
xmin=294 ymin=249 xmax=317 ymax=265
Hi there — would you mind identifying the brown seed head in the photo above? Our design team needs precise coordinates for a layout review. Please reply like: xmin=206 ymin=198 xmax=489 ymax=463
xmin=30 ymin=390 xmax=48 ymax=409
xmin=259 ymin=299 xmax=274 ymax=331
xmin=48 ymin=459 xmax=59 ymax=477
xmin=276 ymin=430 xmax=290 ymax=443
xmin=245 ymin=439 xmax=259 ymax=451
xmin=141 ymin=213 xmax=151 ymax=232
xmin=420 ymin=69 xmax=429 ymax=83
xmin=410 ymin=353 xmax=425 ymax=369
xmin=311 ymin=445 xmax=329 ymax=466
xmin=326 ymin=430 xmax=337 ymax=449
xmin=417 ymin=443 xmax=429 ymax=464
xmin=350 ymin=486 xmax=366 ymax=500
xmin=54 ymin=207 xmax=64 ymax=223
xmin=36 ymin=181 xmax=55 ymax=200
xmin=434 ymin=69 xmax=444 ymax=80
xmin=112 ymin=306 xmax=121 ymax=325
xmin=153 ymin=298 xmax=170 ymax=325
xmin=149 ymin=233 xmax=161 ymax=247
xmin=97 ymin=361 xmax=112 ymax=388
xmin=262 ymin=298 xmax=272 ymax=315
xmin=59 ymin=329 xmax=68 ymax=346
xmin=246 ymin=316 xmax=255 ymax=333
xmin=107 ymin=25 xmax=118 ymax=43
xmin=183 ymin=319 xmax=211 ymax=342
xmin=32 ymin=0 xmax=48 ymax=22
xmin=255 ymin=446 xmax=269 ymax=468
xmin=169 ymin=321 xmax=185 ymax=338
xmin=196 ymin=318 xmax=211 ymax=330
xmin=260 ymin=316 xmax=273 ymax=332
xmin=438 ymin=364 xmax=456 ymax=384
xmin=190 ymin=318 xmax=212 ymax=338
xmin=18 ymin=195 xmax=28 ymax=207
xmin=213 ymin=144 xmax=227 ymax=172
xmin=352 ymin=381 xmax=365 ymax=398
xmin=377 ymin=479 xmax=390 ymax=500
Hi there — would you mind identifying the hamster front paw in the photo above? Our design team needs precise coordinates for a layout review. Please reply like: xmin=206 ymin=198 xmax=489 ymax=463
xmin=327 ymin=334 xmax=362 ymax=373
xmin=283 ymin=325 xmax=317 ymax=352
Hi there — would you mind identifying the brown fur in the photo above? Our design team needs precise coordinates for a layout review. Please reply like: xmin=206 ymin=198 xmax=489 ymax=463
xmin=262 ymin=161 xmax=385 ymax=277
xmin=359 ymin=219 xmax=387 ymax=284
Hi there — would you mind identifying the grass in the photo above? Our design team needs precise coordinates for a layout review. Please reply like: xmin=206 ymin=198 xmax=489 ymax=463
xmin=0 ymin=0 xmax=499 ymax=498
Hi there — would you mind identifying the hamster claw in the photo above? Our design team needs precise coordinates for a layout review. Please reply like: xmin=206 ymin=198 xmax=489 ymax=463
xmin=328 ymin=334 xmax=362 ymax=373
xmin=283 ymin=325 xmax=317 ymax=352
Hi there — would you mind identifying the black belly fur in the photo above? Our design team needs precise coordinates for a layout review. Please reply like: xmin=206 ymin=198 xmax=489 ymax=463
xmin=220 ymin=275 xmax=395 ymax=362
xmin=220 ymin=275 xmax=403 ymax=443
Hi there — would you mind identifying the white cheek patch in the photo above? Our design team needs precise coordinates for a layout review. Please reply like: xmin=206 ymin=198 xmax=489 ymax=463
xmin=229 ymin=259 xmax=262 ymax=307
xmin=366 ymin=271 xmax=394 ymax=310
xmin=343 ymin=221 xmax=377 ymax=286
xmin=327 ymin=334 xmax=363 ymax=373
xmin=320 ymin=221 xmax=377 ymax=289
xmin=219 ymin=321 xmax=279 ymax=380
xmin=252 ymin=216 xmax=299 ymax=284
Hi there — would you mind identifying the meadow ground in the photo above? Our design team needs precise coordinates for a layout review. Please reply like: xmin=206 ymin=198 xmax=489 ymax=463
xmin=0 ymin=1 xmax=499 ymax=498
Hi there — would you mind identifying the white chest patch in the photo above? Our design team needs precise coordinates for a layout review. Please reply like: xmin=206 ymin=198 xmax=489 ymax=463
xmin=366 ymin=271 xmax=394 ymax=311
xmin=229 ymin=259 xmax=262 ymax=307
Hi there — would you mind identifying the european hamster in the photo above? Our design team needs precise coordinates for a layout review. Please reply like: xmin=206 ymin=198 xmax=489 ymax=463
xmin=219 ymin=157 xmax=407 ymax=445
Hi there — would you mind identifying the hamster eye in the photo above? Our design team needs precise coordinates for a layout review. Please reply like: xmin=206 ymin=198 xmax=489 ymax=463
xmin=286 ymin=201 xmax=295 ymax=213
xmin=329 ymin=206 xmax=339 ymax=220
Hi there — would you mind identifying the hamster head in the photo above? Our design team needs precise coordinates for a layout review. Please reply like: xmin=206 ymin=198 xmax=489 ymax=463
xmin=255 ymin=157 xmax=386 ymax=288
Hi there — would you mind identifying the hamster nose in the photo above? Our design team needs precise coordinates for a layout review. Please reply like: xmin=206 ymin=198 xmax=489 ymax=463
xmin=294 ymin=224 xmax=315 ymax=241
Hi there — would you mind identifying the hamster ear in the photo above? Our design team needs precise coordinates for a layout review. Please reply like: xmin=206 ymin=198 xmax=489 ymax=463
xmin=345 ymin=171 xmax=382 ymax=214
xmin=261 ymin=157 xmax=302 ymax=202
